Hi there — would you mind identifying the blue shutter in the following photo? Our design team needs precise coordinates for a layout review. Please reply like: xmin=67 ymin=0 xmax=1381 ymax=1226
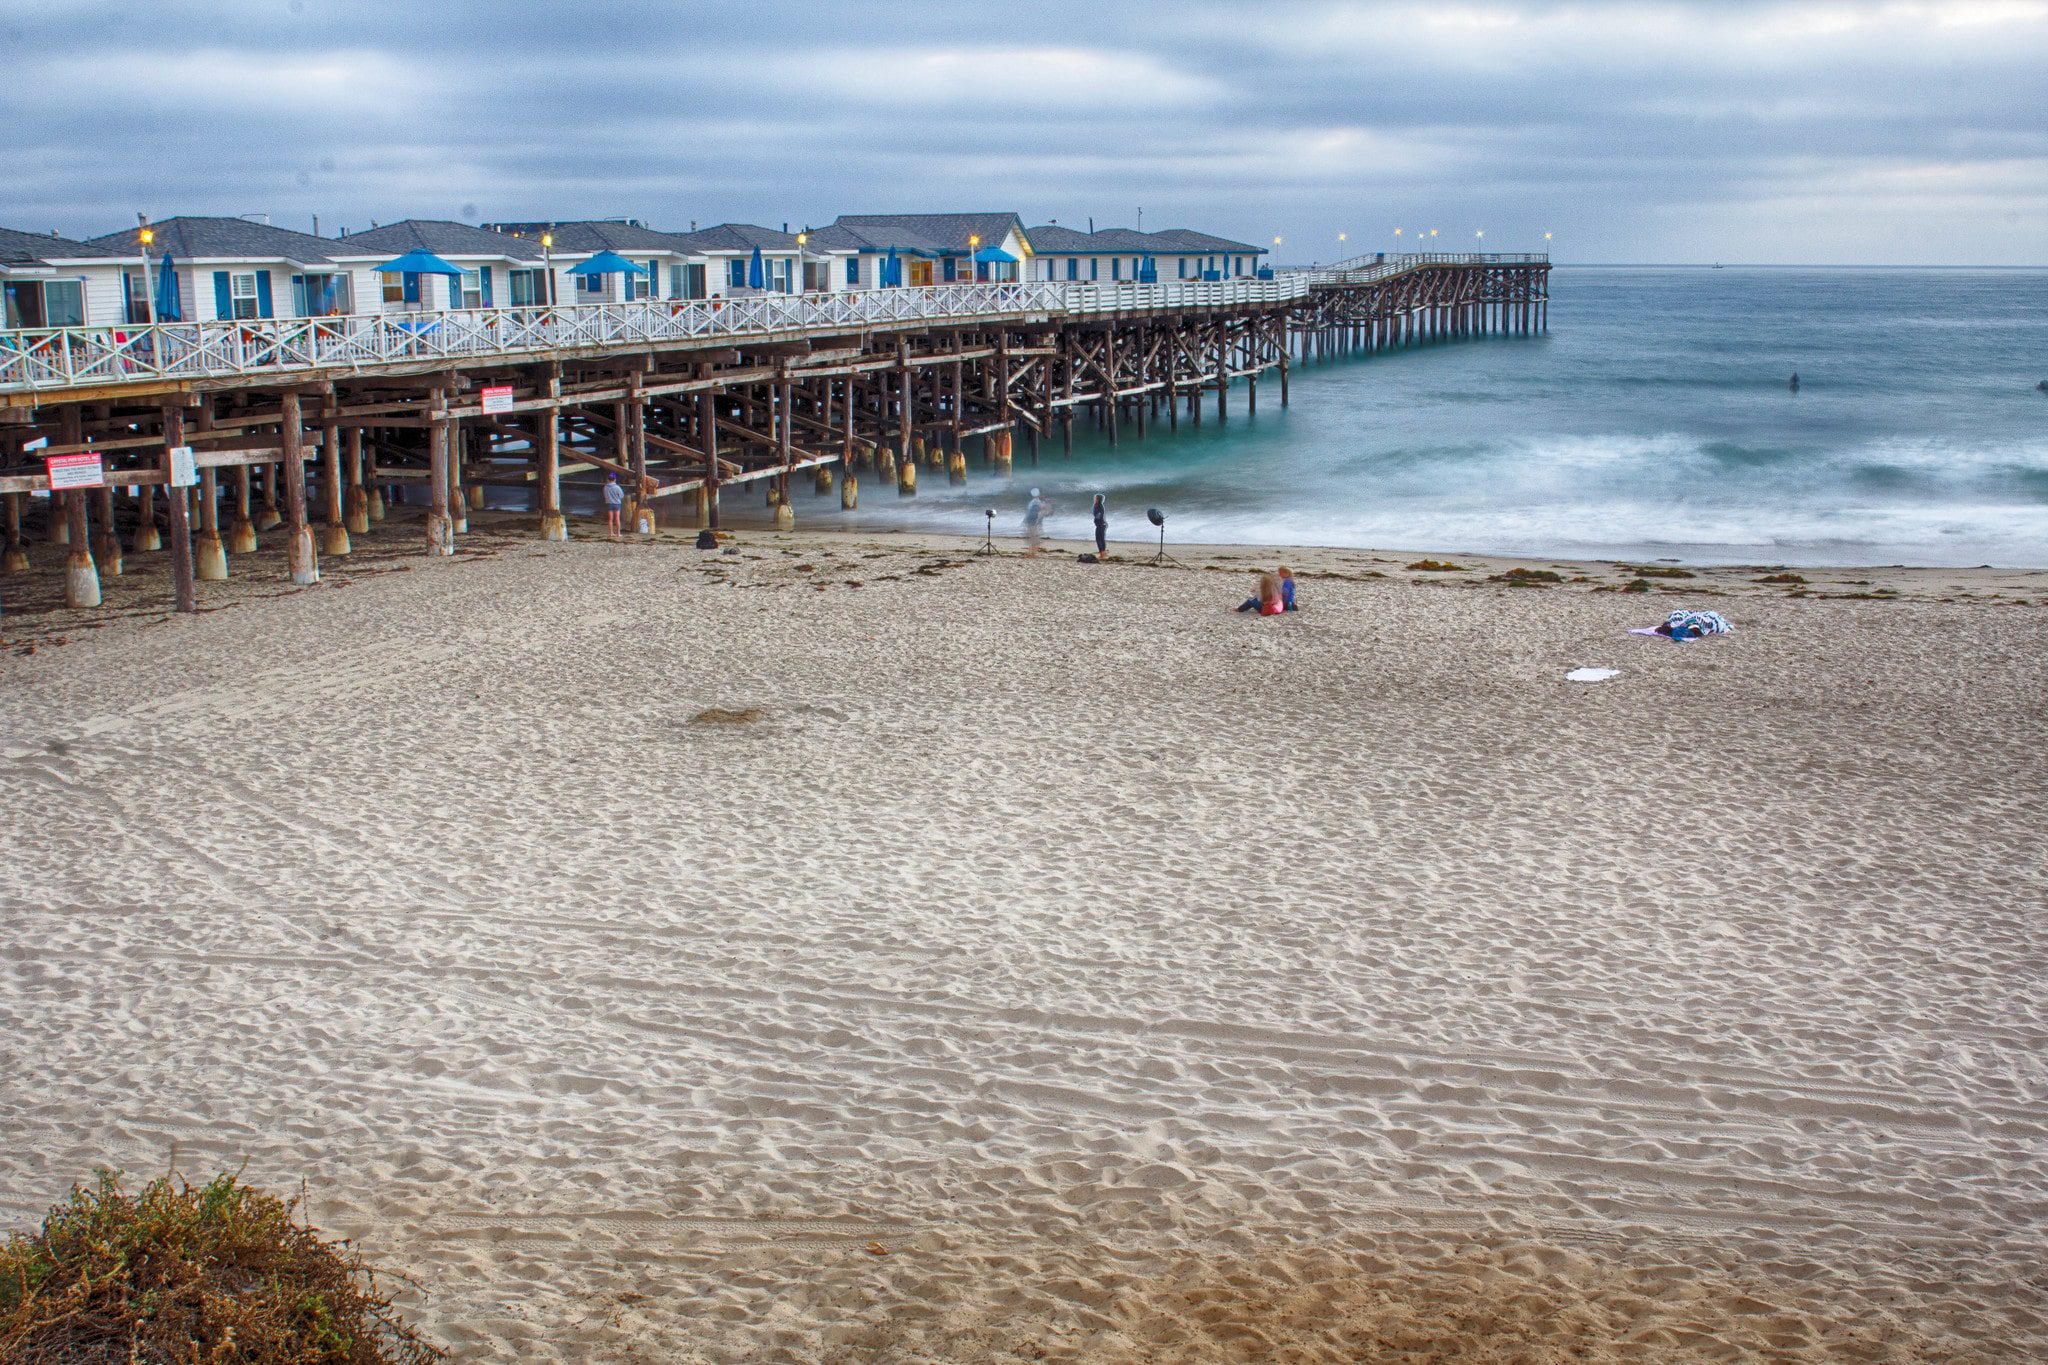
xmin=481 ymin=266 xmax=494 ymax=306
xmin=213 ymin=271 xmax=231 ymax=319
xmin=291 ymin=275 xmax=307 ymax=316
xmin=403 ymin=272 xmax=420 ymax=304
xmin=254 ymin=271 xmax=273 ymax=318
xmin=645 ymin=260 xmax=656 ymax=298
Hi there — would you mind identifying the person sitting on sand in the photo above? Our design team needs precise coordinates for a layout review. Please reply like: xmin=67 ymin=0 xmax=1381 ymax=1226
xmin=1278 ymin=565 xmax=1298 ymax=611
xmin=1236 ymin=572 xmax=1286 ymax=616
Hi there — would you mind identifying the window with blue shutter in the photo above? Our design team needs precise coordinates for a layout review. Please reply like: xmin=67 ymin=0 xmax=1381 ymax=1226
xmin=481 ymin=267 xmax=494 ymax=306
xmin=847 ymin=257 xmax=860 ymax=285
xmin=729 ymin=259 xmax=745 ymax=288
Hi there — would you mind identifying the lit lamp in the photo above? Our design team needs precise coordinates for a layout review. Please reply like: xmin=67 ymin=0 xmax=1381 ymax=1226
xmin=968 ymin=233 xmax=980 ymax=283
xmin=540 ymin=230 xmax=555 ymax=306
xmin=136 ymin=217 xmax=154 ymax=324
xmin=796 ymin=231 xmax=809 ymax=293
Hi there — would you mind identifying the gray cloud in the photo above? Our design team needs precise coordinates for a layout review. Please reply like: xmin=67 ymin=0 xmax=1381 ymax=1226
xmin=4 ymin=0 xmax=2044 ymax=263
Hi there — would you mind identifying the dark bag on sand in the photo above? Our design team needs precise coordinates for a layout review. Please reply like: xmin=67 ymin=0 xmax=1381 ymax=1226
xmin=1076 ymin=553 xmax=1099 ymax=564
xmin=695 ymin=529 xmax=719 ymax=550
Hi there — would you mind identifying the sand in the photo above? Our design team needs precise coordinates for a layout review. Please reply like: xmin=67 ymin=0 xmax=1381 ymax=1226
xmin=1 ymin=517 xmax=2044 ymax=1363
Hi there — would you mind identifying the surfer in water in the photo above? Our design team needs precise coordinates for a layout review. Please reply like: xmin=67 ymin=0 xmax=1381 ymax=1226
xmin=1789 ymin=372 xmax=1801 ymax=392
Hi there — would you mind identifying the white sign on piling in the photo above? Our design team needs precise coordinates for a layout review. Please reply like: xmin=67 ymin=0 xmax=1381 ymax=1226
xmin=45 ymin=452 xmax=104 ymax=490
xmin=168 ymin=445 xmax=197 ymax=488
xmin=481 ymin=385 xmax=515 ymax=414
xmin=23 ymin=436 xmax=49 ymax=453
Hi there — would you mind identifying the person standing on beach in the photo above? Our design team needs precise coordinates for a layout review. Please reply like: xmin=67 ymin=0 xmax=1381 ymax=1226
xmin=1091 ymin=494 xmax=1108 ymax=556
xmin=1023 ymin=487 xmax=1048 ymax=556
xmin=603 ymin=473 xmax=624 ymax=540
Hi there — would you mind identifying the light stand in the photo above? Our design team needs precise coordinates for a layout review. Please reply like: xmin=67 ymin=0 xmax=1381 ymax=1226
xmin=979 ymin=508 xmax=996 ymax=556
xmin=1147 ymin=507 xmax=1183 ymax=567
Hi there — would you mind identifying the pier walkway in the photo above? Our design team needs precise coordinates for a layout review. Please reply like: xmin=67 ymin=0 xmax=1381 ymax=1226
xmin=0 ymin=253 xmax=1548 ymax=617
xmin=0 ymin=254 xmax=1546 ymax=399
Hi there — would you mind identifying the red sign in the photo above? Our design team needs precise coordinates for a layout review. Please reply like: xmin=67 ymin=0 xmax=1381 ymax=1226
xmin=45 ymin=452 xmax=104 ymax=491
xmin=480 ymin=385 xmax=515 ymax=414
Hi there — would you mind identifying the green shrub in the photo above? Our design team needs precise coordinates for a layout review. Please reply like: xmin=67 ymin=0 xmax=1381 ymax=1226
xmin=1 ymin=1169 xmax=441 ymax=1364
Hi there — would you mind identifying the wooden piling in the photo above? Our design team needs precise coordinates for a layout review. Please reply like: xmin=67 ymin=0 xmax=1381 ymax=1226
xmin=161 ymin=404 xmax=197 ymax=611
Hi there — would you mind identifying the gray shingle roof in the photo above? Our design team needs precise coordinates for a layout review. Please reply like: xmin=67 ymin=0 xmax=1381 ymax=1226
xmin=86 ymin=216 xmax=337 ymax=266
xmin=666 ymin=223 xmax=798 ymax=253
xmin=333 ymin=219 xmax=544 ymax=261
xmin=1026 ymin=225 xmax=1266 ymax=256
xmin=528 ymin=221 xmax=696 ymax=255
xmin=819 ymin=213 xmax=1025 ymax=255
xmin=0 ymin=226 xmax=123 ymax=267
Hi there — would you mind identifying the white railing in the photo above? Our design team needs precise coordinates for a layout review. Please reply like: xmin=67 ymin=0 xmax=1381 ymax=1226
xmin=0 ymin=258 xmax=1539 ymax=394
xmin=1289 ymin=251 xmax=1550 ymax=287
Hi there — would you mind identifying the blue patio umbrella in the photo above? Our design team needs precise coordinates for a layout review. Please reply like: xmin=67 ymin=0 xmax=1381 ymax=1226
xmin=564 ymin=250 xmax=649 ymax=279
xmin=971 ymin=247 xmax=1017 ymax=263
xmin=747 ymin=245 xmax=765 ymax=290
xmin=155 ymin=252 xmax=182 ymax=321
xmin=371 ymin=248 xmax=464 ymax=277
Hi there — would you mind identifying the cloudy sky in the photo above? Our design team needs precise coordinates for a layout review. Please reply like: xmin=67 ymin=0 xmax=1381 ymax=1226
xmin=5 ymin=0 xmax=2044 ymax=264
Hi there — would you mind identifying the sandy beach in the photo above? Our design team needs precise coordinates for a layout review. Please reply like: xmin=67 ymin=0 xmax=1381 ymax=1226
xmin=1 ymin=515 xmax=2043 ymax=1363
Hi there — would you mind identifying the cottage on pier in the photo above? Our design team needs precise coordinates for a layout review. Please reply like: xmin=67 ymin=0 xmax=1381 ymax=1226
xmin=1026 ymin=225 xmax=1267 ymax=284
xmin=86 ymin=217 xmax=343 ymax=323
xmin=500 ymin=220 xmax=701 ymax=304
xmin=0 ymin=228 xmax=126 ymax=328
xmin=331 ymin=219 xmax=547 ymax=312
xmin=666 ymin=223 xmax=803 ymax=297
xmin=807 ymin=213 xmax=1032 ymax=290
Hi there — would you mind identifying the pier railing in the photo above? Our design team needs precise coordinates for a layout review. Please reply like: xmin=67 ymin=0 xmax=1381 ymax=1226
xmin=0 ymin=257 xmax=1539 ymax=395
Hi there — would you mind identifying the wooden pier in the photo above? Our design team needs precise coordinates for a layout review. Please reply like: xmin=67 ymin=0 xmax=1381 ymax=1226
xmin=0 ymin=253 xmax=1548 ymax=613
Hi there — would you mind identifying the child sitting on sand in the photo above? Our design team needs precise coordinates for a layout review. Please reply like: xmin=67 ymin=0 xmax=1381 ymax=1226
xmin=1278 ymin=566 xmax=1297 ymax=611
xmin=1236 ymin=572 xmax=1286 ymax=616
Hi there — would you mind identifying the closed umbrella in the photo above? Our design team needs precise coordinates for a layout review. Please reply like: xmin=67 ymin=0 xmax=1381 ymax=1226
xmin=1137 ymin=253 xmax=1157 ymax=284
xmin=747 ymin=245 xmax=766 ymax=291
xmin=155 ymin=252 xmax=181 ymax=321
xmin=883 ymin=247 xmax=900 ymax=287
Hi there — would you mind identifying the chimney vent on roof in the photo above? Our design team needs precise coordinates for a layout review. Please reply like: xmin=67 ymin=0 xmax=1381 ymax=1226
xmin=782 ymin=222 xmax=789 ymax=233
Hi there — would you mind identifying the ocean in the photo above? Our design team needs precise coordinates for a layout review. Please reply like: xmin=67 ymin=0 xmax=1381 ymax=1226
xmin=769 ymin=267 xmax=2048 ymax=568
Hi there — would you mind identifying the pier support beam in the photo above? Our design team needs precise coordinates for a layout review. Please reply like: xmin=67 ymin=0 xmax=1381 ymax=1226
xmin=2 ymin=492 xmax=26 ymax=573
xmin=281 ymin=391 xmax=317 ymax=586
xmin=538 ymin=405 xmax=566 ymax=541
xmin=344 ymin=427 xmax=370 ymax=535
xmin=161 ymin=404 xmax=197 ymax=611
xmin=427 ymin=389 xmax=454 ymax=555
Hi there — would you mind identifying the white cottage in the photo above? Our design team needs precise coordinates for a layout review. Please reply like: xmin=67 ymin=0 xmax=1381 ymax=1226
xmin=330 ymin=219 xmax=548 ymax=313
xmin=0 ymin=227 xmax=128 ymax=328
xmin=86 ymin=217 xmax=344 ymax=324
xmin=1026 ymin=225 xmax=1267 ymax=284
xmin=806 ymin=213 xmax=1031 ymax=291
xmin=665 ymin=224 xmax=803 ymax=297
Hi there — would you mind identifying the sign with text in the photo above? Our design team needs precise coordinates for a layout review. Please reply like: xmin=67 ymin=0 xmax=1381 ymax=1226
xmin=480 ymin=385 xmax=516 ymax=414
xmin=168 ymin=445 xmax=197 ymax=488
xmin=45 ymin=452 xmax=104 ymax=491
